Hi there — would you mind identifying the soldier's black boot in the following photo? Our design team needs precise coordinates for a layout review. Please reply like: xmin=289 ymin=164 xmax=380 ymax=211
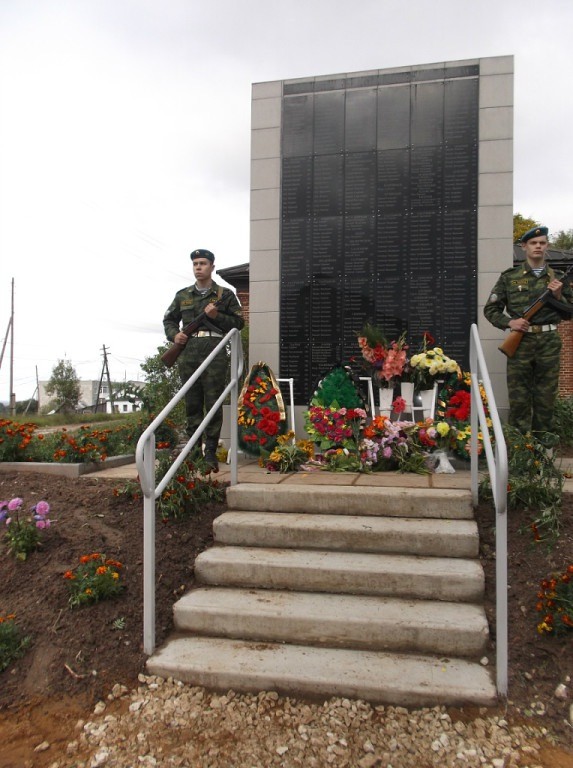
xmin=204 ymin=438 xmax=219 ymax=473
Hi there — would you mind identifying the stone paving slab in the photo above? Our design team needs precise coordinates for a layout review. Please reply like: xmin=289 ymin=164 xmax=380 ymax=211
xmin=147 ymin=636 xmax=497 ymax=708
xmin=174 ymin=587 xmax=489 ymax=656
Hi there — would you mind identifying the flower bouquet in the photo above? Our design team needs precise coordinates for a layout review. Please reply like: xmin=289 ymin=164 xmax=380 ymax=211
xmin=359 ymin=416 xmax=428 ymax=474
xmin=259 ymin=431 xmax=315 ymax=473
xmin=414 ymin=418 xmax=457 ymax=473
xmin=305 ymin=404 xmax=367 ymax=452
xmin=409 ymin=342 xmax=460 ymax=392
xmin=443 ymin=374 xmax=489 ymax=460
xmin=356 ymin=324 xmax=409 ymax=388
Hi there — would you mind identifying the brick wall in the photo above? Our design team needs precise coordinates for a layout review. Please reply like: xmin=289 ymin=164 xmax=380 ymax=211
xmin=559 ymin=322 xmax=573 ymax=395
xmin=238 ymin=289 xmax=250 ymax=325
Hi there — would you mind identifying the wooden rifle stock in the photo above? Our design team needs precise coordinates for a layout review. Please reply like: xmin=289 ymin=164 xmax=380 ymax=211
xmin=161 ymin=296 xmax=226 ymax=368
xmin=498 ymin=296 xmax=548 ymax=358
xmin=498 ymin=263 xmax=573 ymax=358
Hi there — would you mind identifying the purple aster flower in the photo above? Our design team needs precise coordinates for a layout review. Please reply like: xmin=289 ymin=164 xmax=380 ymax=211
xmin=34 ymin=500 xmax=50 ymax=516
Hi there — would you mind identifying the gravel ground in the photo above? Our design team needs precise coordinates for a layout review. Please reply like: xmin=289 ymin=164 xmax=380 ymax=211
xmin=43 ymin=675 xmax=556 ymax=768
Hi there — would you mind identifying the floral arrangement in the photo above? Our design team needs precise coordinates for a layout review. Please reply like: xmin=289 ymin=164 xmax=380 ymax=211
xmin=305 ymin=405 xmax=367 ymax=452
xmin=0 ymin=497 xmax=52 ymax=561
xmin=259 ymin=431 xmax=314 ymax=473
xmin=442 ymin=374 xmax=489 ymax=460
xmin=409 ymin=346 xmax=460 ymax=391
xmin=238 ymin=362 xmax=287 ymax=456
xmin=536 ymin=565 xmax=573 ymax=636
xmin=359 ymin=416 xmax=428 ymax=474
xmin=415 ymin=419 xmax=456 ymax=453
xmin=0 ymin=614 xmax=30 ymax=673
xmin=64 ymin=553 xmax=125 ymax=608
xmin=356 ymin=324 xmax=409 ymax=388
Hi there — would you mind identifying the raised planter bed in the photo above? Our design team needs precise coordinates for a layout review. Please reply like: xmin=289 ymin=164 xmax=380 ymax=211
xmin=0 ymin=454 xmax=135 ymax=479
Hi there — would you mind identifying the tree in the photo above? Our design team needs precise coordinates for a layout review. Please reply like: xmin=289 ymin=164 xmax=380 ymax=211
xmin=139 ymin=344 xmax=185 ymax=423
xmin=513 ymin=213 xmax=539 ymax=243
xmin=15 ymin=398 xmax=38 ymax=414
xmin=551 ymin=229 xmax=573 ymax=251
xmin=46 ymin=359 xmax=81 ymax=413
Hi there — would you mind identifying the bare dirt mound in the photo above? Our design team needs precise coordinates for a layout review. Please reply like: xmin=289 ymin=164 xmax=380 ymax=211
xmin=0 ymin=471 xmax=572 ymax=767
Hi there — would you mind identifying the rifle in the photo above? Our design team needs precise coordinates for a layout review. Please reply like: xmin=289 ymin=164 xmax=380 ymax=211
xmin=161 ymin=296 xmax=227 ymax=368
xmin=499 ymin=263 xmax=573 ymax=358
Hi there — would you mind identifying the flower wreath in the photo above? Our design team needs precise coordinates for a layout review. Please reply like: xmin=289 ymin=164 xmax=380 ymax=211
xmin=237 ymin=362 xmax=287 ymax=456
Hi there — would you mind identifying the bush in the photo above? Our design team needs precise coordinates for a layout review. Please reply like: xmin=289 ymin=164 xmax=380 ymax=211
xmin=0 ymin=615 xmax=30 ymax=672
xmin=554 ymin=396 xmax=573 ymax=447
xmin=480 ymin=426 xmax=563 ymax=546
xmin=64 ymin=553 xmax=125 ymax=608
xmin=0 ymin=414 xmax=178 ymax=464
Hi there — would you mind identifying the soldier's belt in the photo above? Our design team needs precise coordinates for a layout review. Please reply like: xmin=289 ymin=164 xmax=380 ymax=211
xmin=191 ymin=330 xmax=224 ymax=338
xmin=527 ymin=324 xmax=557 ymax=333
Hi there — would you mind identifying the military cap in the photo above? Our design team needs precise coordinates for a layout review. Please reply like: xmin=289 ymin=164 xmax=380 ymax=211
xmin=190 ymin=248 xmax=215 ymax=262
xmin=520 ymin=226 xmax=548 ymax=243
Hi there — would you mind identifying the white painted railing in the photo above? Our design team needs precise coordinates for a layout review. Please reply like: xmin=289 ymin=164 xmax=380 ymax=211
xmin=136 ymin=329 xmax=243 ymax=655
xmin=469 ymin=323 xmax=508 ymax=697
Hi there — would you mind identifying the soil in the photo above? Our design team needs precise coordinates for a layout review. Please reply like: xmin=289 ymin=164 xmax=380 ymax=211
xmin=0 ymin=470 xmax=572 ymax=767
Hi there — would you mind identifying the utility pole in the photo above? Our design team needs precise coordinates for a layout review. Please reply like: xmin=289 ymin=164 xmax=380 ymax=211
xmin=9 ymin=279 xmax=15 ymax=416
xmin=24 ymin=366 xmax=40 ymax=415
xmin=96 ymin=345 xmax=115 ymax=413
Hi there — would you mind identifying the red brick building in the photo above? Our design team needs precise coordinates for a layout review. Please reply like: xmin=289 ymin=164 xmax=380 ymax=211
xmin=217 ymin=263 xmax=249 ymax=324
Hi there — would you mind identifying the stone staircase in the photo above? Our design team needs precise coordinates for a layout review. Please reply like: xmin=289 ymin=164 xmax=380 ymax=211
xmin=146 ymin=483 xmax=497 ymax=707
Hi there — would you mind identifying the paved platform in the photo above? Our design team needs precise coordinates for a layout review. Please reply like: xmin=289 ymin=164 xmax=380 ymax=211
xmin=85 ymin=455 xmax=475 ymax=489
xmin=83 ymin=454 xmax=573 ymax=492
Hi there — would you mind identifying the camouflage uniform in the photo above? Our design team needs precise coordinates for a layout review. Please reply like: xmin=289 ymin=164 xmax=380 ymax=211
xmin=163 ymin=281 xmax=244 ymax=443
xmin=484 ymin=262 xmax=572 ymax=434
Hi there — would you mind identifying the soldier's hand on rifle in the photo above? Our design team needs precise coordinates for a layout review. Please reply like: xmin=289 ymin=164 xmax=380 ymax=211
xmin=548 ymin=278 xmax=563 ymax=300
xmin=174 ymin=331 xmax=188 ymax=346
xmin=509 ymin=318 xmax=530 ymax=333
xmin=205 ymin=302 xmax=219 ymax=319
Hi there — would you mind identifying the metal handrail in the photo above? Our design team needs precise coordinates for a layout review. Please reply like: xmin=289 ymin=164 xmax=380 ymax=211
xmin=136 ymin=328 xmax=243 ymax=655
xmin=469 ymin=323 xmax=508 ymax=697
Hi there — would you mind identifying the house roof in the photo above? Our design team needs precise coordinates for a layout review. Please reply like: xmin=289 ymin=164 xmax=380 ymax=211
xmin=513 ymin=245 xmax=573 ymax=268
xmin=217 ymin=262 xmax=249 ymax=289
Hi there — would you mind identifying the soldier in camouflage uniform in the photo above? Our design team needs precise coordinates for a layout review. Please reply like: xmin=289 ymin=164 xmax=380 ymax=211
xmin=163 ymin=249 xmax=244 ymax=471
xmin=484 ymin=226 xmax=573 ymax=435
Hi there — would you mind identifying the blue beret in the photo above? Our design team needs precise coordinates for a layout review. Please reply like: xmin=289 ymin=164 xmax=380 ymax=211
xmin=191 ymin=248 xmax=215 ymax=262
xmin=520 ymin=226 xmax=548 ymax=243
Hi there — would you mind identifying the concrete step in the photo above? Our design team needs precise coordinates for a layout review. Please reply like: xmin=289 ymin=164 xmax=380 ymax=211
xmin=226 ymin=483 xmax=473 ymax=519
xmin=194 ymin=546 xmax=484 ymax=602
xmin=174 ymin=587 xmax=489 ymax=656
xmin=147 ymin=636 xmax=497 ymax=708
xmin=215 ymin=511 xmax=479 ymax=558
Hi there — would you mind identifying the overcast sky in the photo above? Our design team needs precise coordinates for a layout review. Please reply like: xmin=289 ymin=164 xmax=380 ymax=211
xmin=1 ymin=0 xmax=572 ymax=404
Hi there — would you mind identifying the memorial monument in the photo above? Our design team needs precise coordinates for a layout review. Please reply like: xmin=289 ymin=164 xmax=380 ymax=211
xmin=249 ymin=57 xmax=514 ymax=418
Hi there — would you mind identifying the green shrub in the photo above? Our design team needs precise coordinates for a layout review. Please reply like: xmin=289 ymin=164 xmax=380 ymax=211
xmin=0 ymin=615 xmax=30 ymax=672
xmin=554 ymin=395 xmax=573 ymax=447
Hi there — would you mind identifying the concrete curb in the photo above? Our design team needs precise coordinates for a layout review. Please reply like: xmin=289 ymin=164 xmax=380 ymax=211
xmin=0 ymin=454 xmax=136 ymax=479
